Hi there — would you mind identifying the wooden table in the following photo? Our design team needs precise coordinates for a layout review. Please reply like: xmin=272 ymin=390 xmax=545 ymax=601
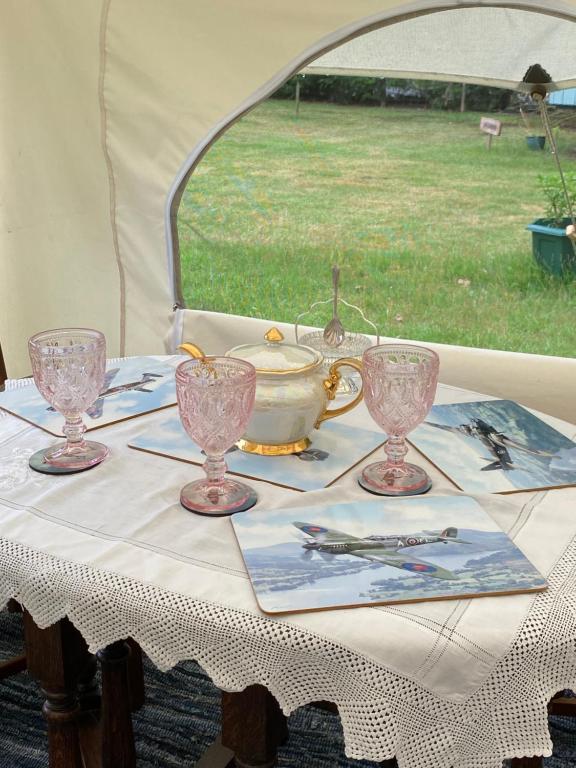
xmin=3 ymin=351 xmax=576 ymax=768
xmin=19 ymin=611 xmax=572 ymax=768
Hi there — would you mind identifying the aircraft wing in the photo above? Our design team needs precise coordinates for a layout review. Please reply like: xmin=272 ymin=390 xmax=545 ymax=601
xmin=85 ymin=369 xmax=120 ymax=418
xmin=102 ymin=368 xmax=120 ymax=390
xmin=480 ymin=459 xmax=511 ymax=472
xmin=292 ymin=522 xmax=362 ymax=543
xmin=425 ymin=422 xmax=465 ymax=435
xmin=499 ymin=435 xmax=554 ymax=458
xmin=348 ymin=548 xmax=457 ymax=580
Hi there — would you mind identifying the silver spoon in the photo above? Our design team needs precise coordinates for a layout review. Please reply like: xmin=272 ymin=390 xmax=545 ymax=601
xmin=323 ymin=265 xmax=345 ymax=348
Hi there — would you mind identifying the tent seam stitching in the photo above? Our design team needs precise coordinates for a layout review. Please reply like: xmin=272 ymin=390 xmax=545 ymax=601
xmin=98 ymin=0 xmax=126 ymax=356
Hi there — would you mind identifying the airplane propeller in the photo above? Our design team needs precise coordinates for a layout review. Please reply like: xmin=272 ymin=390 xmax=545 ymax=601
xmin=300 ymin=548 xmax=334 ymax=562
xmin=293 ymin=532 xmax=335 ymax=562
xmin=293 ymin=532 xmax=316 ymax=560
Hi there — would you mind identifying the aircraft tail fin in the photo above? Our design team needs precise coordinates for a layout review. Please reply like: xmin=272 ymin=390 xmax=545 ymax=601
xmin=438 ymin=526 xmax=472 ymax=545
xmin=86 ymin=398 xmax=104 ymax=419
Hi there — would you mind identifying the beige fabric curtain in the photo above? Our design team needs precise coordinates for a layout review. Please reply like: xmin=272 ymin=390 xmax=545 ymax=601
xmin=306 ymin=7 xmax=576 ymax=88
xmin=2 ymin=0 xmax=576 ymax=377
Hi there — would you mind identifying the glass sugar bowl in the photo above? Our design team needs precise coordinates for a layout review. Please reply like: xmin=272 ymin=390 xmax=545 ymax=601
xmin=297 ymin=330 xmax=372 ymax=395
xmin=295 ymin=295 xmax=379 ymax=396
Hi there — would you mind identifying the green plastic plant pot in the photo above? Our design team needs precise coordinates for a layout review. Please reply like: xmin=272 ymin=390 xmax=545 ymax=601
xmin=526 ymin=218 xmax=576 ymax=277
xmin=526 ymin=135 xmax=546 ymax=150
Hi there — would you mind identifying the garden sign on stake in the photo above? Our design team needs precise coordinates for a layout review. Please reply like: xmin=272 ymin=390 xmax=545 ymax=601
xmin=480 ymin=117 xmax=502 ymax=150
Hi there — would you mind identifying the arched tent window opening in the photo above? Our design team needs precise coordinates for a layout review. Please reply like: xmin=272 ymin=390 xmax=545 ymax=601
xmin=171 ymin=8 xmax=574 ymax=354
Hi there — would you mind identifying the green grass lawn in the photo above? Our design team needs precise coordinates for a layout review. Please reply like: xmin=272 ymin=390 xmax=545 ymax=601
xmin=178 ymin=100 xmax=576 ymax=357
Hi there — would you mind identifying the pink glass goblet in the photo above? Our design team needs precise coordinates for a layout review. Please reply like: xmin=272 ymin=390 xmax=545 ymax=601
xmin=176 ymin=356 xmax=258 ymax=516
xmin=359 ymin=344 xmax=439 ymax=496
xmin=28 ymin=328 xmax=109 ymax=474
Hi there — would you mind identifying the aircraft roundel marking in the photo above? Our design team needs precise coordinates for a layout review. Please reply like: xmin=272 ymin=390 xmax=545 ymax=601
xmin=401 ymin=562 xmax=437 ymax=573
xmin=406 ymin=537 xmax=418 ymax=546
xmin=305 ymin=525 xmax=326 ymax=533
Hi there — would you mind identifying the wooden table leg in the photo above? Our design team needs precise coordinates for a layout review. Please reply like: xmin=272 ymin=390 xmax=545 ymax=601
xmin=549 ymin=694 xmax=576 ymax=717
xmin=97 ymin=640 xmax=137 ymax=768
xmin=23 ymin=612 xmax=86 ymax=768
xmin=125 ymin=637 xmax=145 ymax=712
xmin=0 ymin=600 xmax=27 ymax=679
xmin=77 ymin=652 xmax=100 ymax=712
xmin=221 ymin=685 xmax=288 ymax=768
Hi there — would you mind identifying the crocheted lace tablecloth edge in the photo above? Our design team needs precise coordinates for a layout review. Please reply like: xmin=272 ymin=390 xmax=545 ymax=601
xmin=2 ymin=534 xmax=575 ymax=768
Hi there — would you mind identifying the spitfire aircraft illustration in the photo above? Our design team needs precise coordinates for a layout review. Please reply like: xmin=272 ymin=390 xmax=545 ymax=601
xmin=293 ymin=522 xmax=472 ymax=580
xmin=425 ymin=418 xmax=554 ymax=472
xmin=204 ymin=446 xmax=329 ymax=462
xmin=47 ymin=368 xmax=164 ymax=419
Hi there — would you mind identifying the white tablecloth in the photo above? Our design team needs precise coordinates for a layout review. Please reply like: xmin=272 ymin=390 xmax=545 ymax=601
xmin=1 ymin=348 xmax=576 ymax=767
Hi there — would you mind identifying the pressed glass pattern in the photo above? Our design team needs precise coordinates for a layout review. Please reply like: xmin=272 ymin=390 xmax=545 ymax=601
xmin=28 ymin=328 xmax=109 ymax=473
xmin=359 ymin=345 xmax=439 ymax=496
xmin=176 ymin=356 xmax=257 ymax=515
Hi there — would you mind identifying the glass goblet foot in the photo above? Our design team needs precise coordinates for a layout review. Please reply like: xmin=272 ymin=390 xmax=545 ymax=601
xmin=29 ymin=441 xmax=109 ymax=475
xmin=358 ymin=460 xmax=432 ymax=497
xmin=180 ymin=477 xmax=258 ymax=516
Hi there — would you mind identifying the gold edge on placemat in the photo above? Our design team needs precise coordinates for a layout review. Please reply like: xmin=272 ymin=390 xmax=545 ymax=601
xmin=405 ymin=436 xmax=465 ymax=491
xmin=252 ymin=582 xmax=549 ymax=616
xmin=128 ymin=433 xmax=387 ymax=493
xmin=325 ymin=439 xmax=386 ymax=487
xmin=406 ymin=436 xmax=576 ymax=496
xmin=230 ymin=493 xmax=550 ymax=616
xmin=0 ymin=402 xmax=178 ymax=438
xmin=406 ymin=399 xmax=576 ymax=496
xmin=127 ymin=444 xmax=306 ymax=493
xmin=0 ymin=407 xmax=63 ymax=438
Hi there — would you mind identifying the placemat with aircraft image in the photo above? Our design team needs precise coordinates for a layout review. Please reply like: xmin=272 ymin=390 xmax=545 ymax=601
xmin=0 ymin=356 xmax=177 ymax=436
xmin=232 ymin=495 xmax=547 ymax=614
xmin=128 ymin=416 xmax=385 ymax=492
xmin=409 ymin=399 xmax=576 ymax=494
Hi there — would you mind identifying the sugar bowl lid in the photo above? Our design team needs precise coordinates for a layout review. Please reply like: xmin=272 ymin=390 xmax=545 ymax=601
xmin=226 ymin=327 xmax=322 ymax=374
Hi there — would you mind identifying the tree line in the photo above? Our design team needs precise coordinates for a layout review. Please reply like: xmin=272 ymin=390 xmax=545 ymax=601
xmin=274 ymin=75 xmax=513 ymax=112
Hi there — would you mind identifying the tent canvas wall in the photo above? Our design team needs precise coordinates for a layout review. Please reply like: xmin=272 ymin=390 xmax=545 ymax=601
xmin=2 ymin=0 xmax=576 ymax=408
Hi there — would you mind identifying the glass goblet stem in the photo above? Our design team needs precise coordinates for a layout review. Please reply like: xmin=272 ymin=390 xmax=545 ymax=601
xmin=204 ymin=453 xmax=227 ymax=490
xmin=62 ymin=415 xmax=87 ymax=451
xmin=384 ymin=434 xmax=408 ymax=470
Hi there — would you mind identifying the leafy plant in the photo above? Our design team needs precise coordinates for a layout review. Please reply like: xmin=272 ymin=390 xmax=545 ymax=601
xmin=538 ymin=172 xmax=576 ymax=226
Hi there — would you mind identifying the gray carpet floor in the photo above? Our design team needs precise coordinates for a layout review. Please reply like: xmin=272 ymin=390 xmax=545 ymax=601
xmin=1 ymin=610 xmax=575 ymax=767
